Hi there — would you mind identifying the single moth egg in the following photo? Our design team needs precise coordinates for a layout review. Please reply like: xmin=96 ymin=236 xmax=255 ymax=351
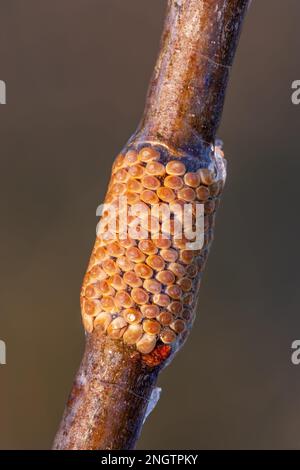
xmin=157 ymin=187 xmax=175 ymax=203
xmin=123 ymin=271 xmax=143 ymax=288
xmin=145 ymin=161 xmax=165 ymax=176
xmin=156 ymin=270 xmax=176 ymax=285
xmin=143 ymin=279 xmax=162 ymax=295
xmin=157 ymin=311 xmax=174 ymax=326
xmin=94 ymin=312 xmax=112 ymax=333
xmin=143 ymin=319 xmax=161 ymax=335
xmin=138 ymin=147 xmax=160 ymax=162
xmin=131 ymin=287 xmax=149 ymax=305
xmin=136 ymin=333 xmax=157 ymax=354
xmin=199 ymin=168 xmax=215 ymax=185
xmin=164 ymin=175 xmax=184 ymax=190
xmin=115 ymin=291 xmax=134 ymax=309
xmin=107 ymin=317 xmax=127 ymax=339
xmin=160 ymin=327 xmax=177 ymax=344
xmin=123 ymin=308 xmax=143 ymax=324
xmin=124 ymin=149 xmax=138 ymax=166
xmin=141 ymin=175 xmax=161 ymax=191
xmin=166 ymin=161 xmax=186 ymax=176
xmin=184 ymin=172 xmax=201 ymax=187
xmin=141 ymin=304 xmax=160 ymax=318
xmin=146 ymin=255 xmax=165 ymax=271
xmin=134 ymin=263 xmax=154 ymax=279
xmin=170 ymin=319 xmax=186 ymax=334
xmin=123 ymin=324 xmax=143 ymax=345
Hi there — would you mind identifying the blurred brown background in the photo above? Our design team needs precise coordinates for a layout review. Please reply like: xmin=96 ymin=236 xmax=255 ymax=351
xmin=0 ymin=0 xmax=300 ymax=450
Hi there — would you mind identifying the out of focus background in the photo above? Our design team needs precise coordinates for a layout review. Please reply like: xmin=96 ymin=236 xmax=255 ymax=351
xmin=0 ymin=0 xmax=300 ymax=449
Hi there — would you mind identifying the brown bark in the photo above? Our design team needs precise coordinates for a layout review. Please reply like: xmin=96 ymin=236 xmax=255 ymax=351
xmin=53 ymin=0 xmax=250 ymax=450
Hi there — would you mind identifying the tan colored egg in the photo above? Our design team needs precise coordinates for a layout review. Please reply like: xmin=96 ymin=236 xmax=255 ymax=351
xmin=152 ymin=293 xmax=170 ymax=307
xmin=145 ymin=161 xmax=165 ymax=176
xmin=183 ymin=293 xmax=193 ymax=306
xmin=180 ymin=250 xmax=194 ymax=264
xmin=166 ymin=161 xmax=186 ymax=176
xmin=146 ymin=255 xmax=165 ymax=271
xmin=196 ymin=185 xmax=210 ymax=201
xmin=141 ymin=190 xmax=159 ymax=205
xmin=112 ymin=153 xmax=124 ymax=173
xmin=178 ymin=187 xmax=196 ymax=202
xmin=178 ymin=277 xmax=193 ymax=292
xmin=204 ymin=199 xmax=216 ymax=214
xmin=138 ymin=239 xmax=158 ymax=255
xmin=182 ymin=308 xmax=193 ymax=322
xmin=143 ymin=319 xmax=161 ymax=335
xmin=141 ymin=304 xmax=160 ymax=318
xmin=94 ymin=312 xmax=112 ymax=333
xmin=123 ymin=324 xmax=143 ymax=345
xmin=184 ymin=172 xmax=201 ymax=188
xmin=102 ymin=259 xmax=119 ymax=276
xmin=111 ymin=182 xmax=126 ymax=196
xmin=118 ymin=236 xmax=136 ymax=248
xmin=157 ymin=311 xmax=174 ymax=326
xmin=160 ymin=328 xmax=177 ymax=344
xmin=115 ymin=291 xmax=134 ymax=309
xmin=110 ymin=273 xmax=127 ymax=291
xmin=157 ymin=187 xmax=175 ymax=203
xmin=143 ymin=279 xmax=162 ymax=295
xmin=127 ymin=179 xmax=143 ymax=193
xmin=124 ymin=149 xmax=138 ymax=166
xmin=170 ymin=319 xmax=186 ymax=334
xmin=136 ymin=334 xmax=157 ymax=354
xmin=123 ymin=271 xmax=143 ymax=288
xmin=83 ymin=299 xmax=102 ymax=316
xmin=164 ymin=175 xmax=184 ymax=190
xmin=138 ymin=147 xmax=160 ymax=162
xmin=89 ymin=265 xmax=107 ymax=281
xmin=172 ymin=237 xmax=189 ymax=250
xmin=142 ymin=175 xmax=160 ymax=191
xmin=123 ymin=308 xmax=143 ymax=324
xmin=156 ymin=270 xmax=175 ymax=285
xmin=134 ymin=263 xmax=153 ymax=279
xmin=97 ymin=279 xmax=115 ymax=296
xmin=168 ymin=301 xmax=183 ymax=316
xmin=94 ymin=247 xmax=108 ymax=262
xmin=84 ymin=283 xmax=101 ymax=299
xmin=114 ymin=168 xmax=129 ymax=183
xmin=107 ymin=317 xmax=127 ymax=339
xmin=126 ymin=191 xmax=141 ymax=205
xmin=128 ymin=164 xmax=145 ymax=179
xmin=131 ymin=287 xmax=149 ymax=305
xmin=107 ymin=242 xmax=124 ymax=257
xmin=199 ymin=168 xmax=215 ymax=185
xmin=160 ymin=248 xmax=178 ymax=263
xmin=82 ymin=314 xmax=94 ymax=333
xmin=166 ymin=284 xmax=182 ymax=300
xmin=169 ymin=263 xmax=186 ymax=278
xmin=126 ymin=247 xmax=146 ymax=264
xmin=116 ymin=256 xmax=135 ymax=272
xmin=152 ymin=235 xmax=172 ymax=249
xmin=186 ymin=263 xmax=198 ymax=278
xmin=100 ymin=296 xmax=116 ymax=312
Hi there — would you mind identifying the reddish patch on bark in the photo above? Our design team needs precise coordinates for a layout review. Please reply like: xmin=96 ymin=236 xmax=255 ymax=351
xmin=142 ymin=344 xmax=171 ymax=367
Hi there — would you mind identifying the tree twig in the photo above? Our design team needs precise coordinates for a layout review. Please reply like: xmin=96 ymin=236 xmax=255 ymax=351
xmin=53 ymin=0 xmax=250 ymax=450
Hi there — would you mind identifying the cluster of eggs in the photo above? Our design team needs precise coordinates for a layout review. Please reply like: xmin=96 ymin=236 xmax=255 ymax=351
xmin=81 ymin=144 xmax=225 ymax=358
